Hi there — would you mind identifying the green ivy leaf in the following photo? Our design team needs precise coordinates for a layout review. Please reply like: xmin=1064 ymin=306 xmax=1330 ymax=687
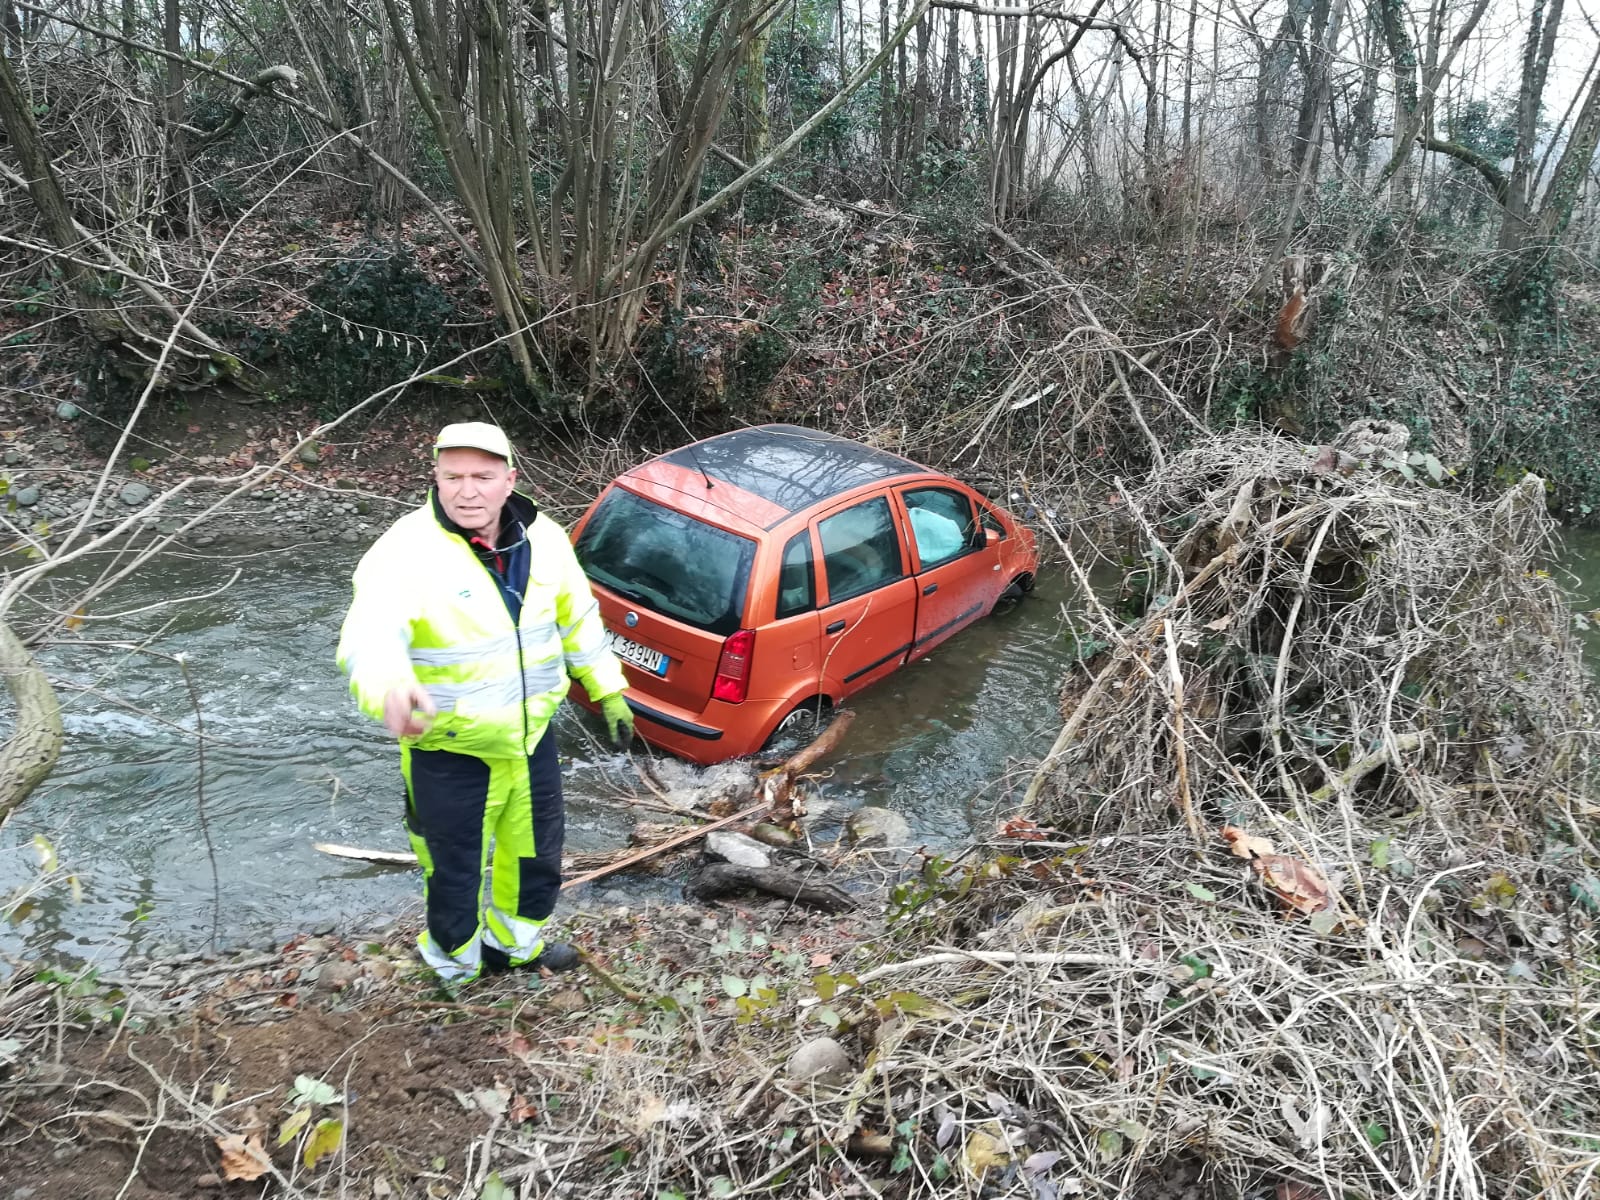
xmin=1096 ymin=1129 xmax=1125 ymax=1161
xmin=289 ymin=1075 xmax=341 ymax=1108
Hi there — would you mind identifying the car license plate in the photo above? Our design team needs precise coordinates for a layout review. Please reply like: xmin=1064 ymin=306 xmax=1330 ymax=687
xmin=607 ymin=630 xmax=667 ymax=676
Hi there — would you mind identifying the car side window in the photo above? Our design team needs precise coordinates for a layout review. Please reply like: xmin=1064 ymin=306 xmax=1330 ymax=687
xmin=903 ymin=486 xmax=981 ymax=568
xmin=979 ymin=504 xmax=1007 ymax=540
xmin=776 ymin=531 xmax=815 ymax=618
xmin=818 ymin=496 xmax=903 ymax=603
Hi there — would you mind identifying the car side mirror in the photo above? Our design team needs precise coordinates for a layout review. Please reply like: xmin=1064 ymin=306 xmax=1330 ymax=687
xmin=985 ymin=527 xmax=1000 ymax=545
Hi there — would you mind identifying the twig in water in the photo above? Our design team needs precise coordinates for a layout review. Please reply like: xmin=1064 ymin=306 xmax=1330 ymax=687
xmin=175 ymin=653 xmax=219 ymax=955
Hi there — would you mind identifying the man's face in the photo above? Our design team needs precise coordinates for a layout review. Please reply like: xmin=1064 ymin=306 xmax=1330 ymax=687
xmin=434 ymin=447 xmax=516 ymax=539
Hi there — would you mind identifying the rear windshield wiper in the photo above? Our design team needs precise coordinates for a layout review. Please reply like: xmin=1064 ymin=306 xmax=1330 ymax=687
xmin=606 ymin=581 xmax=650 ymax=605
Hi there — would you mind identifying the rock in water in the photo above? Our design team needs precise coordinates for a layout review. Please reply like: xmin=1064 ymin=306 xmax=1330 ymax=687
xmin=704 ymin=830 xmax=773 ymax=869
xmin=788 ymin=1036 xmax=850 ymax=1081
xmin=846 ymin=806 xmax=913 ymax=848
xmin=751 ymin=823 xmax=797 ymax=849
xmin=118 ymin=482 xmax=152 ymax=507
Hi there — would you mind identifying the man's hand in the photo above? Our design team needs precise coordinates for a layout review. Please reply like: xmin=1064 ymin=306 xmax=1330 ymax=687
xmin=383 ymin=683 xmax=436 ymax=738
xmin=599 ymin=692 xmax=634 ymax=750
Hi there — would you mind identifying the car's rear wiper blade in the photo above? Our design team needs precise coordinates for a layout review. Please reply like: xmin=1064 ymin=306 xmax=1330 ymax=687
xmin=608 ymin=582 xmax=650 ymax=604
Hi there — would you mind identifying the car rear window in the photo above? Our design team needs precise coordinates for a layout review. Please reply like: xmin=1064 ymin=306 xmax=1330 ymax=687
xmin=575 ymin=488 xmax=756 ymax=636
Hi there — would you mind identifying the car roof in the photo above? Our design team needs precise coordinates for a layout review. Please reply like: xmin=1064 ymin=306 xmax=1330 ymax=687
xmin=645 ymin=425 xmax=922 ymax=527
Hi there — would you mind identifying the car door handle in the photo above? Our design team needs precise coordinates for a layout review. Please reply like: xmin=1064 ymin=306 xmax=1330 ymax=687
xmin=922 ymin=583 xmax=938 ymax=596
xmin=825 ymin=619 xmax=846 ymax=635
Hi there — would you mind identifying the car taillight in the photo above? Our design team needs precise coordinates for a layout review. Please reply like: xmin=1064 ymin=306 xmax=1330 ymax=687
xmin=712 ymin=629 xmax=755 ymax=703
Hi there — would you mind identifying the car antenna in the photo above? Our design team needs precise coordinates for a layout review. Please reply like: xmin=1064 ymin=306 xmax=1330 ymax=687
xmin=688 ymin=444 xmax=715 ymax=490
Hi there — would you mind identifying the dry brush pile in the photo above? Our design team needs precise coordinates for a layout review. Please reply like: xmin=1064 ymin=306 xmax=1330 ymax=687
xmin=800 ymin=426 xmax=1600 ymax=1198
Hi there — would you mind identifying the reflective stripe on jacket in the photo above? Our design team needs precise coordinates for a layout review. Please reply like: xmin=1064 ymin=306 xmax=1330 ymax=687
xmin=337 ymin=491 xmax=626 ymax=760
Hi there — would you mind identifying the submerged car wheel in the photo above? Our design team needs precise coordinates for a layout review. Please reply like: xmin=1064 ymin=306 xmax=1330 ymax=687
xmin=992 ymin=572 xmax=1035 ymax=614
xmin=767 ymin=697 xmax=833 ymax=747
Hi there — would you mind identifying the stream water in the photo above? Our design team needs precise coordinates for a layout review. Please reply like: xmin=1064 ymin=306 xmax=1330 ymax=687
xmin=4 ymin=529 xmax=1599 ymax=969
xmin=0 ymin=543 xmax=1080 ymax=968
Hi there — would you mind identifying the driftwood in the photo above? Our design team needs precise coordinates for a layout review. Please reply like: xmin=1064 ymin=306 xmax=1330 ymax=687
xmin=560 ymin=800 xmax=771 ymax=890
xmin=311 ymin=843 xmax=643 ymax=876
xmin=758 ymin=709 xmax=855 ymax=822
xmin=313 ymin=712 xmax=858 ymax=883
xmin=687 ymin=862 xmax=855 ymax=913
xmin=313 ymin=842 xmax=418 ymax=865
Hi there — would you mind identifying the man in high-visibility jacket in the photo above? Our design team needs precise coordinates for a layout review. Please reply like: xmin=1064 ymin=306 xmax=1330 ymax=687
xmin=337 ymin=422 xmax=634 ymax=984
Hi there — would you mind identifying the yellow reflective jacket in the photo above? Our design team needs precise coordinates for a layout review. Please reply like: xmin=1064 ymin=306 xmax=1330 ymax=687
xmin=337 ymin=492 xmax=625 ymax=759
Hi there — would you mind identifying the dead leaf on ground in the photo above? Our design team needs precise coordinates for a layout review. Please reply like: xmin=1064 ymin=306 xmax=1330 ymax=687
xmin=1221 ymin=826 xmax=1340 ymax=923
xmin=215 ymin=1131 xmax=269 ymax=1181
xmin=1255 ymin=853 xmax=1339 ymax=917
xmin=963 ymin=1127 xmax=1011 ymax=1177
xmin=998 ymin=815 xmax=1054 ymax=841
xmin=1220 ymin=825 xmax=1276 ymax=859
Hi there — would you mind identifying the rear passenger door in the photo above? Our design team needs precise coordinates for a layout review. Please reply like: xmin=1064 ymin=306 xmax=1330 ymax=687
xmin=897 ymin=484 xmax=998 ymax=659
xmin=814 ymin=493 xmax=918 ymax=698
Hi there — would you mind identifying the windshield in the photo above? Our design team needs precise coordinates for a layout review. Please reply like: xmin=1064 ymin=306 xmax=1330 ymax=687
xmin=575 ymin=488 xmax=756 ymax=636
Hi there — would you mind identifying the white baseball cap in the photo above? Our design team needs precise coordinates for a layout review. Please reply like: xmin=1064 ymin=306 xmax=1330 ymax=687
xmin=434 ymin=421 xmax=513 ymax=465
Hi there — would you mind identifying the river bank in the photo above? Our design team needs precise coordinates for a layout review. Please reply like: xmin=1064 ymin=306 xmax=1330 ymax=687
xmin=0 ymin=882 xmax=892 ymax=1199
xmin=4 ymin=414 xmax=1600 ymax=1198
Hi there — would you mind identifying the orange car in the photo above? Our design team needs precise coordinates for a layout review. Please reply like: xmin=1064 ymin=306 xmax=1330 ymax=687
xmin=569 ymin=425 xmax=1039 ymax=764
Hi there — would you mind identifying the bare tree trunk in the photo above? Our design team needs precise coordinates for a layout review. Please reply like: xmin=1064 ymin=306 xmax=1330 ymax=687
xmin=938 ymin=8 xmax=961 ymax=145
xmin=1180 ymin=0 xmax=1197 ymax=163
xmin=988 ymin=8 xmax=1018 ymax=218
xmin=119 ymin=0 xmax=137 ymax=72
xmin=879 ymin=0 xmax=893 ymax=194
xmin=0 ymin=617 xmax=61 ymax=826
xmin=0 ymin=43 xmax=138 ymax=348
xmin=1264 ymin=0 xmax=1350 ymax=289
xmin=1498 ymin=69 xmax=1600 ymax=305
xmin=1347 ymin=0 xmax=1382 ymax=183
xmin=1288 ymin=0 xmax=1332 ymax=179
xmin=162 ymin=0 xmax=193 ymax=233
xmin=909 ymin=8 xmax=931 ymax=180
xmin=1371 ymin=0 xmax=1491 ymax=198
xmin=1499 ymin=0 xmax=1565 ymax=252
xmin=380 ymin=0 xmax=540 ymax=390
xmin=741 ymin=13 xmax=773 ymax=161
xmin=1254 ymin=0 xmax=1306 ymax=184
xmin=1143 ymin=0 xmax=1164 ymax=177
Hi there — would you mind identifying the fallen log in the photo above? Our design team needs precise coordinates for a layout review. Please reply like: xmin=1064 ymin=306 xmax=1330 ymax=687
xmin=560 ymin=800 xmax=771 ymax=890
xmin=687 ymin=861 xmax=856 ymax=913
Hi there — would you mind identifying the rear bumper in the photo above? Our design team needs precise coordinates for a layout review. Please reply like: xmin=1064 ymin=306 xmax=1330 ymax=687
xmin=625 ymin=696 xmax=723 ymax=742
xmin=569 ymin=685 xmax=783 ymax=764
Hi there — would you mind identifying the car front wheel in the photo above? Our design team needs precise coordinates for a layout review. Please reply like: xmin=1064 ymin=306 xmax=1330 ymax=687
xmin=992 ymin=572 xmax=1035 ymax=613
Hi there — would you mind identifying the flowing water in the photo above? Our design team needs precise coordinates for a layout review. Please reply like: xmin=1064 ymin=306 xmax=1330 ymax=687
xmin=0 ymin=544 xmax=1080 ymax=967
xmin=5 ymin=528 xmax=1598 ymax=969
